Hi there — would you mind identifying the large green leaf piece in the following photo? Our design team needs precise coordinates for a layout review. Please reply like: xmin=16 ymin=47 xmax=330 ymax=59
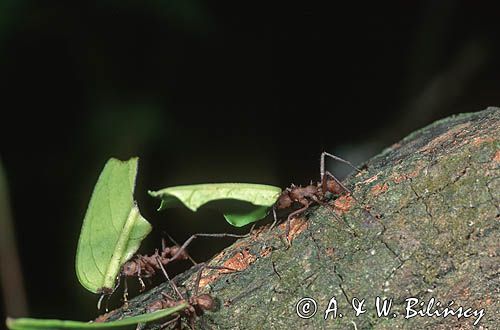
xmin=148 ymin=183 xmax=282 ymax=227
xmin=76 ymin=158 xmax=152 ymax=293
xmin=6 ymin=303 xmax=188 ymax=330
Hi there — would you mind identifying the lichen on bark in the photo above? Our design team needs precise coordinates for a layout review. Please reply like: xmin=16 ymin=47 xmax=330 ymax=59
xmin=100 ymin=107 xmax=499 ymax=329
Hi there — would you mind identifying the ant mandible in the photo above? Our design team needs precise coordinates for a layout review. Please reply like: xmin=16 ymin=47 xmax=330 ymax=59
xmin=273 ymin=152 xmax=362 ymax=240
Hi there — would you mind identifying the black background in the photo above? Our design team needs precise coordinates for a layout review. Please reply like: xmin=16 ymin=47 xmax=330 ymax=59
xmin=1 ymin=1 xmax=500 ymax=323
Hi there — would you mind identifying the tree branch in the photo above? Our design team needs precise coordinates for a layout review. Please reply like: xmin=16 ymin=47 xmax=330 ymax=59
xmin=99 ymin=107 xmax=499 ymax=329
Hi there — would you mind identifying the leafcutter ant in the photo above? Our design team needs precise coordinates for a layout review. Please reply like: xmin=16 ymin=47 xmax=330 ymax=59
xmin=98 ymin=232 xmax=249 ymax=310
xmin=144 ymin=263 xmax=236 ymax=330
xmin=97 ymin=238 xmax=187 ymax=310
xmin=273 ymin=152 xmax=373 ymax=240
xmin=119 ymin=237 xmax=192 ymax=302
xmin=124 ymin=232 xmax=248 ymax=286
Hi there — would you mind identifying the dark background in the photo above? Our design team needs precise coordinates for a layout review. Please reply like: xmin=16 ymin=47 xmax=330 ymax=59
xmin=1 ymin=1 xmax=499 ymax=324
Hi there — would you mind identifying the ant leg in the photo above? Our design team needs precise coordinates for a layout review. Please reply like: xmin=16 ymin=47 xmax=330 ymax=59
xmin=97 ymin=275 xmax=121 ymax=311
xmin=167 ymin=233 xmax=249 ymax=264
xmin=161 ymin=291 xmax=176 ymax=301
xmin=192 ymin=263 xmax=239 ymax=296
xmin=190 ymin=316 xmax=195 ymax=330
xmin=137 ymin=263 xmax=146 ymax=292
xmin=325 ymin=171 xmax=352 ymax=194
xmin=322 ymin=175 xmax=380 ymax=223
xmin=193 ymin=264 xmax=205 ymax=296
xmin=320 ymin=151 xmax=361 ymax=183
xmin=122 ymin=276 xmax=129 ymax=306
xmin=155 ymin=256 xmax=170 ymax=281
xmin=312 ymin=195 xmax=341 ymax=220
xmin=159 ymin=314 xmax=180 ymax=330
xmin=164 ymin=233 xmax=198 ymax=265
xmin=98 ymin=294 xmax=112 ymax=312
xmin=285 ymin=202 xmax=311 ymax=243
xmin=311 ymin=195 xmax=358 ymax=235
xmin=204 ymin=264 xmax=238 ymax=272
xmin=248 ymin=223 xmax=256 ymax=234
xmin=270 ymin=205 xmax=279 ymax=230
xmin=155 ymin=256 xmax=184 ymax=300
xmin=97 ymin=294 xmax=106 ymax=311
xmin=323 ymin=168 xmax=376 ymax=223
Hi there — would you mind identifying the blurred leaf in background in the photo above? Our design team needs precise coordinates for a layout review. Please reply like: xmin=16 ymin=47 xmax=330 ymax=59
xmin=0 ymin=158 xmax=28 ymax=317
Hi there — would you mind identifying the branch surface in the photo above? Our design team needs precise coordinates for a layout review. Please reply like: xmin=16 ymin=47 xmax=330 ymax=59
xmin=100 ymin=107 xmax=500 ymax=329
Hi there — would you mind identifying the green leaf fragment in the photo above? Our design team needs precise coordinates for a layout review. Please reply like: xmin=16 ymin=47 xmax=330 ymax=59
xmin=148 ymin=183 xmax=282 ymax=227
xmin=75 ymin=157 xmax=152 ymax=293
xmin=222 ymin=205 xmax=271 ymax=227
xmin=6 ymin=303 xmax=188 ymax=330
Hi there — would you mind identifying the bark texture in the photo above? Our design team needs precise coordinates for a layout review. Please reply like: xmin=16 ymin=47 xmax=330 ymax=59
xmin=101 ymin=107 xmax=499 ymax=329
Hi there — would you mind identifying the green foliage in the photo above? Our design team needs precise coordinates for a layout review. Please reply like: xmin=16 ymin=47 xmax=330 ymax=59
xmin=75 ymin=158 xmax=152 ymax=293
xmin=149 ymin=183 xmax=282 ymax=227
xmin=6 ymin=303 xmax=188 ymax=330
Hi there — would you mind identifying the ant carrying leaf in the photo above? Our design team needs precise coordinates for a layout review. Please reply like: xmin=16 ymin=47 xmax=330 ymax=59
xmin=116 ymin=233 xmax=247 ymax=305
xmin=7 ymin=152 xmax=370 ymax=330
xmin=77 ymin=158 xmax=268 ymax=309
xmin=149 ymin=152 xmax=371 ymax=243
xmin=77 ymin=152 xmax=366 ymax=300
xmin=272 ymin=152 xmax=376 ymax=241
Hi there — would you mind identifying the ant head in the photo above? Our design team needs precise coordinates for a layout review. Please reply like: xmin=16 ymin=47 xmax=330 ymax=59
xmin=97 ymin=287 xmax=113 ymax=295
xmin=121 ymin=262 xmax=137 ymax=276
xmin=276 ymin=193 xmax=293 ymax=209
xmin=325 ymin=178 xmax=344 ymax=195
xmin=194 ymin=294 xmax=215 ymax=311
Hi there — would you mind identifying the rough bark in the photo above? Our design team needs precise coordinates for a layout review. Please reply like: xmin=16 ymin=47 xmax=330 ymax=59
xmin=101 ymin=107 xmax=499 ymax=329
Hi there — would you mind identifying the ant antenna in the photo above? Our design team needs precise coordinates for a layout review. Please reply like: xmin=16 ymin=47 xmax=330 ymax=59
xmin=285 ymin=201 xmax=311 ymax=244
